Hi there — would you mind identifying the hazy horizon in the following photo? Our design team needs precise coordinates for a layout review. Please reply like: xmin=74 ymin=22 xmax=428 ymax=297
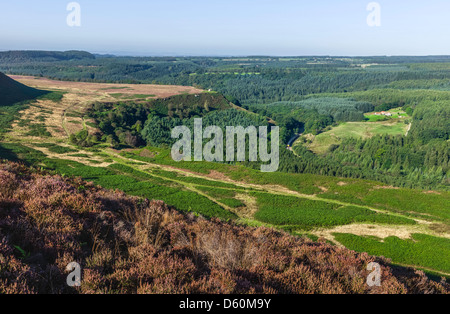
xmin=1 ymin=0 xmax=450 ymax=56
xmin=3 ymin=50 xmax=450 ymax=58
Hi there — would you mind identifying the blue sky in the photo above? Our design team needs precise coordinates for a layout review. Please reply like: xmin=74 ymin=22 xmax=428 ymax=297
xmin=1 ymin=0 xmax=450 ymax=56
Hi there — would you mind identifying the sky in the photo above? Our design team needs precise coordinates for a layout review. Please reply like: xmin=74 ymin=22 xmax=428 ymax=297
xmin=1 ymin=0 xmax=450 ymax=56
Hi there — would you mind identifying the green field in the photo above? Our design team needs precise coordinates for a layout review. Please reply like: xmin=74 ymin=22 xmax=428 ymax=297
xmin=304 ymin=118 xmax=410 ymax=154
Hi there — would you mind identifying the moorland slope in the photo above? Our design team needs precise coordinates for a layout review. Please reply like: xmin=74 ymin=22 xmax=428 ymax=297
xmin=0 ymin=161 xmax=448 ymax=294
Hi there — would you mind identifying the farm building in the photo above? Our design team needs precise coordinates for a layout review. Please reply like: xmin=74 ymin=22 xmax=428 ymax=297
xmin=374 ymin=111 xmax=392 ymax=117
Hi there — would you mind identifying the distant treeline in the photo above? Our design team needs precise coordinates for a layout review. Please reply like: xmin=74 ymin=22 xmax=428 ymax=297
xmin=4 ymin=52 xmax=450 ymax=105
xmin=0 ymin=50 xmax=95 ymax=62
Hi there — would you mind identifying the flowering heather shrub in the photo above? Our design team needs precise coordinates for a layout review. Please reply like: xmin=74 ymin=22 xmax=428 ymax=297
xmin=0 ymin=161 xmax=448 ymax=294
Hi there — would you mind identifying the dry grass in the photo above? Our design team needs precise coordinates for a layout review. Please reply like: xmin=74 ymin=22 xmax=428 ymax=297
xmin=315 ymin=224 xmax=423 ymax=242
xmin=9 ymin=75 xmax=204 ymax=99
xmin=314 ymin=223 xmax=450 ymax=254
xmin=429 ymin=223 xmax=450 ymax=235
xmin=234 ymin=193 xmax=259 ymax=219
xmin=6 ymin=75 xmax=205 ymax=149
xmin=0 ymin=161 xmax=448 ymax=294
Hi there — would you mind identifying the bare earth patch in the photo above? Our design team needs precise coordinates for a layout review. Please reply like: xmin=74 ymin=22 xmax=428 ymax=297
xmin=318 ymin=186 xmax=329 ymax=192
xmin=429 ymin=223 xmax=450 ymax=234
xmin=206 ymin=170 xmax=233 ymax=182
xmin=314 ymin=223 xmax=450 ymax=247
xmin=139 ymin=149 xmax=157 ymax=158
xmin=423 ymin=190 xmax=442 ymax=195
xmin=234 ymin=193 xmax=259 ymax=219
xmin=373 ymin=185 xmax=400 ymax=190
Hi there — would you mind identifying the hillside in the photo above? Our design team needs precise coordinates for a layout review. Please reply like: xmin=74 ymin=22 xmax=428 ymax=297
xmin=0 ymin=160 xmax=448 ymax=294
xmin=87 ymin=92 xmax=242 ymax=148
xmin=1 ymin=74 xmax=449 ymax=281
xmin=0 ymin=72 xmax=47 ymax=106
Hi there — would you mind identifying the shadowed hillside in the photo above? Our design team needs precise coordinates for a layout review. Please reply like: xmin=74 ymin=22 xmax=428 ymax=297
xmin=0 ymin=72 xmax=48 ymax=106
xmin=0 ymin=161 xmax=448 ymax=294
